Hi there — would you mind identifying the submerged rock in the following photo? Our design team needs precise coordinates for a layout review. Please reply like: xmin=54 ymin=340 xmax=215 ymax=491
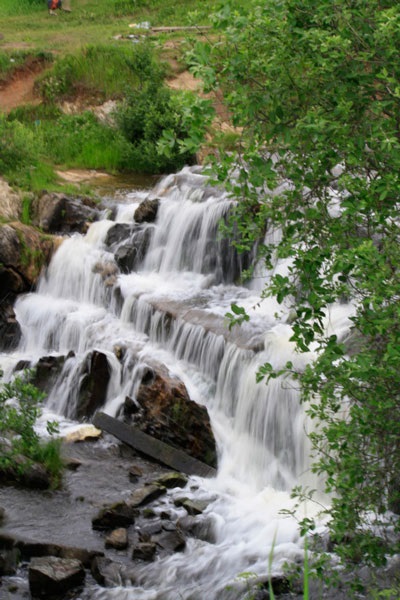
xmin=28 ymin=556 xmax=85 ymax=598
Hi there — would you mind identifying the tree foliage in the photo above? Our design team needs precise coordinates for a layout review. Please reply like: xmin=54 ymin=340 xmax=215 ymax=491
xmin=190 ymin=0 xmax=400 ymax=567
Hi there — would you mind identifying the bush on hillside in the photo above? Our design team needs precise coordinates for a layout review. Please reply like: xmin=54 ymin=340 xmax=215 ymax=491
xmin=116 ymin=83 xmax=196 ymax=173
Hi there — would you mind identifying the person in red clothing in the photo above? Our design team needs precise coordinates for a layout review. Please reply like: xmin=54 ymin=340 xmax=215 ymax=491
xmin=48 ymin=0 xmax=62 ymax=15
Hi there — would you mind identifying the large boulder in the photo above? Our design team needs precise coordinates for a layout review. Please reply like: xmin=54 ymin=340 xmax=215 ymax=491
xmin=33 ymin=354 xmax=69 ymax=394
xmin=32 ymin=192 xmax=99 ymax=234
xmin=134 ymin=198 xmax=160 ymax=223
xmin=104 ymin=222 xmax=152 ymax=273
xmin=76 ymin=351 xmax=111 ymax=420
xmin=130 ymin=366 xmax=217 ymax=468
xmin=28 ymin=556 xmax=85 ymax=598
xmin=0 ymin=222 xmax=55 ymax=350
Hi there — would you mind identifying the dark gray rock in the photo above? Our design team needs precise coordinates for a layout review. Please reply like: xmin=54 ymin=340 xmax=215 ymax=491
xmin=33 ymin=193 xmax=99 ymax=234
xmin=91 ymin=556 xmax=124 ymax=587
xmin=128 ymin=484 xmax=167 ymax=507
xmin=154 ymin=529 xmax=186 ymax=554
xmin=104 ymin=223 xmax=133 ymax=247
xmin=132 ymin=542 xmax=156 ymax=561
xmin=34 ymin=354 xmax=67 ymax=394
xmin=92 ymin=501 xmax=137 ymax=531
xmin=28 ymin=556 xmax=85 ymax=598
xmin=76 ymin=350 xmax=110 ymax=420
xmin=114 ymin=227 xmax=152 ymax=273
xmin=177 ymin=515 xmax=216 ymax=543
xmin=154 ymin=472 xmax=188 ymax=489
xmin=134 ymin=198 xmax=160 ymax=223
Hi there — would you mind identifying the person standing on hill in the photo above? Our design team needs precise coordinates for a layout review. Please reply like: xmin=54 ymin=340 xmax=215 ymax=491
xmin=48 ymin=0 xmax=62 ymax=15
xmin=48 ymin=0 xmax=71 ymax=15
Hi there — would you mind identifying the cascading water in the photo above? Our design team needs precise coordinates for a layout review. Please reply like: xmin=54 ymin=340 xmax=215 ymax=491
xmin=0 ymin=166 xmax=354 ymax=599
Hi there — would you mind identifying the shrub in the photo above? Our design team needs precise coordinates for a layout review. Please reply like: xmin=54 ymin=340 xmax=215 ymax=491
xmin=116 ymin=84 xmax=196 ymax=173
xmin=0 ymin=372 xmax=62 ymax=488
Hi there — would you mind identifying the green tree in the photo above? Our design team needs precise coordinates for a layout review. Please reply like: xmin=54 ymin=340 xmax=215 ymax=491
xmin=190 ymin=0 xmax=400 ymax=568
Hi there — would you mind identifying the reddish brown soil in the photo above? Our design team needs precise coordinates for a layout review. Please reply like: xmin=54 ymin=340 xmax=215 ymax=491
xmin=0 ymin=58 xmax=48 ymax=113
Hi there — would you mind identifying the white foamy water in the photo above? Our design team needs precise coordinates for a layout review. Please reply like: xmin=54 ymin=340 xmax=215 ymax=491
xmin=0 ymin=166 xmax=354 ymax=599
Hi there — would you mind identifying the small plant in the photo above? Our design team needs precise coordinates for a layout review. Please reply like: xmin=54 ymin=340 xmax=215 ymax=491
xmin=0 ymin=371 xmax=62 ymax=488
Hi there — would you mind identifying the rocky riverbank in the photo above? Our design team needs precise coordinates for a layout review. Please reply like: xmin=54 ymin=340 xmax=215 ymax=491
xmin=0 ymin=434 xmax=219 ymax=599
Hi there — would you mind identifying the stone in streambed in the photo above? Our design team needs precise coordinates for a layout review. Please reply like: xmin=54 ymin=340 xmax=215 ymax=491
xmin=128 ymin=484 xmax=167 ymax=507
xmin=105 ymin=528 xmax=129 ymax=550
xmin=28 ymin=556 xmax=85 ymax=598
xmin=92 ymin=502 xmax=137 ymax=531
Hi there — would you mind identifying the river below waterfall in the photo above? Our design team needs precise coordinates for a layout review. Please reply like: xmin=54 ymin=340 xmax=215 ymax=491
xmin=0 ymin=166 xmax=356 ymax=599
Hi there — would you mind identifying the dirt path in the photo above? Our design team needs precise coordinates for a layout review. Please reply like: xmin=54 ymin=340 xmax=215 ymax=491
xmin=0 ymin=63 xmax=45 ymax=113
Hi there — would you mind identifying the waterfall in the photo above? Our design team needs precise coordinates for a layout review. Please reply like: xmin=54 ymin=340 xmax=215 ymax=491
xmin=0 ymin=166 xmax=354 ymax=599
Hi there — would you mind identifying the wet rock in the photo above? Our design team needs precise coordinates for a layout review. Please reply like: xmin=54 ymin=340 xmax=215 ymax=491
xmin=91 ymin=556 xmax=124 ymax=587
xmin=104 ymin=223 xmax=133 ymax=246
xmin=132 ymin=542 xmax=156 ymax=561
xmin=92 ymin=501 xmax=138 ymax=531
xmin=154 ymin=472 xmax=188 ymax=489
xmin=128 ymin=464 xmax=143 ymax=482
xmin=33 ymin=193 xmax=99 ymax=234
xmin=0 ymin=547 xmax=19 ymax=576
xmin=63 ymin=457 xmax=82 ymax=471
xmin=28 ymin=556 xmax=85 ymax=598
xmin=154 ymin=529 xmax=186 ymax=554
xmin=176 ymin=498 xmax=210 ymax=516
xmin=34 ymin=354 xmax=66 ymax=394
xmin=114 ymin=227 xmax=152 ymax=273
xmin=76 ymin=351 xmax=110 ymax=420
xmin=128 ymin=484 xmax=167 ymax=507
xmin=139 ymin=521 xmax=163 ymax=538
xmin=177 ymin=515 xmax=216 ymax=543
xmin=132 ymin=365 xmax=217 ymax=467
xmin=0 ymin=303 xmax=21 ymax=351
xmin=0 ymin=223 xmax=54 ymax=351
xmin=124 ymin=396 xmax=139 ymax=417
xmin=105 ymin=528 xmax=129 ymax=550
xmin=134 ymin=198 xmax=160 ymax=223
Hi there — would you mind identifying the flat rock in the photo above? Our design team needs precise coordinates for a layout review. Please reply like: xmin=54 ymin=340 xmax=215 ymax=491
xmin=92 ymin=501 xmax=137 ymax=531
xmin=128 ymin=484 xmax=167 ymax=507
xmin=28 ymin=556 xmax=85 ymax=598
xmin=64 ymin=425 xmax=102 ymax=443
xmin=154 ymin=472 xmax=188 ymax=489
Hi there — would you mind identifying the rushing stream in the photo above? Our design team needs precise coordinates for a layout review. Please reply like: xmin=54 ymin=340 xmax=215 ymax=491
xmin=0 ymin=166 xmax=353 ymax=599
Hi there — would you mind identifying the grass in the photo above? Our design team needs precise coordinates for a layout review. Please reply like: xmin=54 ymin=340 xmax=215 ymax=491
xmin=0 ymin=0 xmax=245 ymax=53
